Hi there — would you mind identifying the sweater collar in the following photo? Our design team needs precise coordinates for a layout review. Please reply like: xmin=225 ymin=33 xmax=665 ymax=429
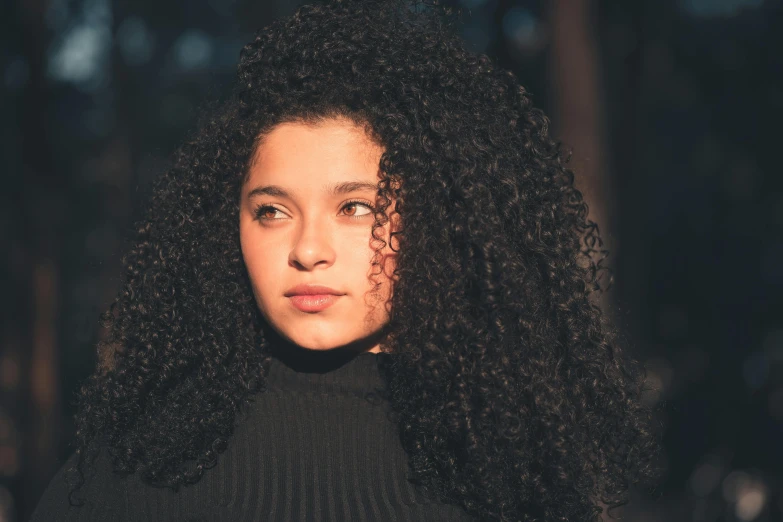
xmin=265 ymin=349 xmax=388 ymax=394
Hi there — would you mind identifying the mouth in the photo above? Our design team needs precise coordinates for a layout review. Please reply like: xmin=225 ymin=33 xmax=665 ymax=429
xmin=284 ymin=284 xmax=344 ymax=297
xmin=288 ymin=294 xmax=342 ymax=312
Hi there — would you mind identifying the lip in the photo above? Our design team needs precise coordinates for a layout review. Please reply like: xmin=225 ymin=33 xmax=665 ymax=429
xmin=288 ymin=294 xmax=341 ymax=312
xmin=284 ymin=284 xmax=344 ymax=297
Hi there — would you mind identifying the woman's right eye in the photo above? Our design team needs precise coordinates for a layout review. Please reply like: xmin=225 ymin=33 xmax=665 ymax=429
xmin=254 ymin=205 xmax=283 ymax=220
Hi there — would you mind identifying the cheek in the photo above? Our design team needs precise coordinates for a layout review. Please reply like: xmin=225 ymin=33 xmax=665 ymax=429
xmin=240 ymin=225 xmax=282 ymax=298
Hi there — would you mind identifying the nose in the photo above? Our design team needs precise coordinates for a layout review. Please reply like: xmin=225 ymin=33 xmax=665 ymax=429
xmin=288 ymin=217 xmax=336 ymax=270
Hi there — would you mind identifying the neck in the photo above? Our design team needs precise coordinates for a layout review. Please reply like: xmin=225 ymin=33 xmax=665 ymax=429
xmin=264 ymin=328 xmax=388 ymax=374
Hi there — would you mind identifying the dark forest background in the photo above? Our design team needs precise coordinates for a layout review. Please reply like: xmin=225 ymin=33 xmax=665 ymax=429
xmin=2 ymin=0 xmax=781 ymax=520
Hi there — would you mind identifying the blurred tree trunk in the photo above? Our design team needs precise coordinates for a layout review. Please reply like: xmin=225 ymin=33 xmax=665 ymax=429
xmin=548 ymin=0 xmax=615 ymax=315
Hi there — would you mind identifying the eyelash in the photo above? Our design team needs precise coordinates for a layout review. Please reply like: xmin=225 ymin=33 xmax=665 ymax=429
xmin=253 ymin=199 xmax=375 ymax=221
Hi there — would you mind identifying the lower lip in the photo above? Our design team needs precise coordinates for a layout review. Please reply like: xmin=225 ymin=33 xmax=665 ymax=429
xmin=288 ymin=294 xmax=341 ymax=312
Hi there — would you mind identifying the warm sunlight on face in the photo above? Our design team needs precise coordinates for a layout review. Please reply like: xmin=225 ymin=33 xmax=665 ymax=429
xmin=239 ymin=118 xmax=398 ymax=353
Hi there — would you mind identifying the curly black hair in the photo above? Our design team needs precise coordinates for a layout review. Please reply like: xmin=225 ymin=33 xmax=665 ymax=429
xmin=65 ymin=0 xmax=663 ymax=520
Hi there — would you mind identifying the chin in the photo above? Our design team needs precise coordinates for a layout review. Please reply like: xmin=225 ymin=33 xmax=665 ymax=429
xmin=275 ymin=329 xmax=351 ymax=352
xmin=294 ymin=343 xmax=342 ymax=351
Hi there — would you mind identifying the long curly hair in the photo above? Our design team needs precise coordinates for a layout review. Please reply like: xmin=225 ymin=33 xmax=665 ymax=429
xmin=65 ymin=0 xmax=663 ymax=519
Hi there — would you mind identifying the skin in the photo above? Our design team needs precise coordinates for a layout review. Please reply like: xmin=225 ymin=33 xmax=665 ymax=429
xmin=239 ymin=117 xmax=398 ymax=354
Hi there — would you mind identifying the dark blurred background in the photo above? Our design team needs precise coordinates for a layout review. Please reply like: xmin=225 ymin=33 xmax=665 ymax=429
xmin=2 ymin=0 xmax=781 ymax=520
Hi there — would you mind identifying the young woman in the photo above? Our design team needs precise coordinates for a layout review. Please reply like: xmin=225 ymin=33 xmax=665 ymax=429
xmin=30 ymin=0 xmax=662 ymax=520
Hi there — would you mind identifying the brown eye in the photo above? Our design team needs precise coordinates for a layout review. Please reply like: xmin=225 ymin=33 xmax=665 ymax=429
xmin=254 ymin=205 xmax=284 ymax=220
xmin=342 ymin=200 xmax=374 ymax=219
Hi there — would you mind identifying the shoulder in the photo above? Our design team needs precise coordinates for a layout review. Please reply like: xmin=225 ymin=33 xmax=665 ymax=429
xmin=28 ymin=447 xmax=127 ymax=522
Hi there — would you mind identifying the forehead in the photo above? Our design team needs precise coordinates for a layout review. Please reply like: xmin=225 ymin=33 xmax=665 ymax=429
xmin=248 ymin=119 xmax=384 ymax=186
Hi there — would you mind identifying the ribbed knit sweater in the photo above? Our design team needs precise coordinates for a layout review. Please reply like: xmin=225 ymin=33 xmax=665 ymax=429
xmin=29 ymin=351 xmax=475 ymax=521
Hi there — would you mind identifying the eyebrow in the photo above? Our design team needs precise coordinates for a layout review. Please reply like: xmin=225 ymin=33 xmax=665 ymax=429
xmin=246 ymin=180 xmax=379 ymax=199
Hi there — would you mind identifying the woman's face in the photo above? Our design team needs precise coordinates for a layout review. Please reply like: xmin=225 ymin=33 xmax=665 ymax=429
xmin=239 ymin=118 xmax=397 ymax=353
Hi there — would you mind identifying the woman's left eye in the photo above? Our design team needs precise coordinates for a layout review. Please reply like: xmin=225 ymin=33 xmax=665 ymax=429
xmin=254 ymin=200 xmax=374 ymax=221
xmin=341 ymin=200 xmax=374 ymax=218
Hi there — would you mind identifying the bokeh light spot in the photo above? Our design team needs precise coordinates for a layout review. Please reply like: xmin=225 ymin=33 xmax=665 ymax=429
xmin=173 ymin=29 xmax=214 ymax=70
xmin=117 ymin=16 xmax=155 ymax=66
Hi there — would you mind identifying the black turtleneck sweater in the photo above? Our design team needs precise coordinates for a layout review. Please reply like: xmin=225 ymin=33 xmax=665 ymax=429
xmin=29 ymin=351 xmax=475 ymax=521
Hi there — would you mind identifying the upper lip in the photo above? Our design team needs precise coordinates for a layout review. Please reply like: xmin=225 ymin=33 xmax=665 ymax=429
xmin=285 ymin=284 xmax=344 ymax=296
